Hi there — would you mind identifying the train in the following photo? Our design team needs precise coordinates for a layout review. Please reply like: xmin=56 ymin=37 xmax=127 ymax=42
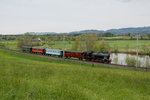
xmin=22 ymin=46 xmax=111 ymax=64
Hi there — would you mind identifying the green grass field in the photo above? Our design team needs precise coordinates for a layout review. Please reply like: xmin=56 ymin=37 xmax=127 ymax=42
xmin=0 ymin=49 xmax=150 ymax=100
xmin=1 ymin=40 xmax=150 ymax=50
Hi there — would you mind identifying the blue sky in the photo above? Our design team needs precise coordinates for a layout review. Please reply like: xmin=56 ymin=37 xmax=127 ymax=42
xmin=0 ymin=0 xmax=150 ymax=34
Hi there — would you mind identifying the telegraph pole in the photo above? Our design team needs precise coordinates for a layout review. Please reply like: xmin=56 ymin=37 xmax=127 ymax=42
xmin=63 ymin=33 xmax=65 ymax=59
xmin=6 ymin=36 xmax=8 ymax=48
xmin=25 ymin=33 xmax=27 ymax=46
xmin=136 ymin=33 xmax=139 ymax=68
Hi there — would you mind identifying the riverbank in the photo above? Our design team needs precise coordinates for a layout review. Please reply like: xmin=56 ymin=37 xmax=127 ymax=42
xmin=111 ymin=50 xmax=150 ymax=56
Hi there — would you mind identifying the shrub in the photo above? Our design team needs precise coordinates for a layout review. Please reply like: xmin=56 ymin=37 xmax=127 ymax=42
xmin=125 ymin=43 xmax=130 ymax=53
xmin=125 ymin=56 xmax=136 ymax=66
xmin=125 ymin=56 xmax=142 ymax=67
xmin=113 ymin=57 xmax=118 ymax=64
xmin=0 ymin=43 xmax=5 ymax=48
xmin=146 ymin=57 xmax=150 ymax=67
xmin=94 ymin=39 xmax=110 ymax=53
xmin=114 ymin=44 xmax=118 ymax=53
xmin=141 ymin=45 xmax=150 ymax=55
xmin=137 ymin=60 xmax=141 ymax=67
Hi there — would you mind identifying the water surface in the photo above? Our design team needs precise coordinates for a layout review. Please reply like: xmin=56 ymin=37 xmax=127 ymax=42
xmin=110 ymin=53 xmax=150 ymax=67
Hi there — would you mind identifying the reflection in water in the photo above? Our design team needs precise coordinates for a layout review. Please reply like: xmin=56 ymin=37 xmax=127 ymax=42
xmin=110 ymin=53 xmax=150 ymax=67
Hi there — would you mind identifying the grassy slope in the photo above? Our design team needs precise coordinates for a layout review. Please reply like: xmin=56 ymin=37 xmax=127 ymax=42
xmin=0 ymin=50 xmax=150 ymax=100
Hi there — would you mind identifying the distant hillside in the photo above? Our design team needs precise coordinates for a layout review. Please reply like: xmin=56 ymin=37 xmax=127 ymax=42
xmin=69 ymin=29 xmax=104 ymax=34
xmin=69 ymin=26 xmax=150 ymax=35
xmin=29 ymin=32 xmax=57 ymax=35
xmin=106 ymin=26 xmax=150 ymax=35
xmin=28 ymin=26 xmax=150 ymax=35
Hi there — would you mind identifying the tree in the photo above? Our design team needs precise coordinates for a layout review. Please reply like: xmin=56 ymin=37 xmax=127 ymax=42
xmin=17 ymin=32 xmax=32 ymax=48
xmin=85 ymin=32 xmax=98 ymax=51
xmin=71 ymin=37 xmax=79 ymax=51
xmin=78 ymin=35 xmax=86 ymax=51
xmin=128 ymin=33 xmax=131 ymax=36
xmin=24 ymin=32 xmax=32 ymax=46
xmin=94 ymin=39 xmax=110 ymax=53
xmin=140 ymin=35 xmax=143 ymax=40
xmin=125 ymin=43 xmax=130 ymax=53
xmin=45 ymin=37 xmax=54 ymax=48
xmin=130 ymin=36 xmax=133 ymax=40
xmin=67 ymin=37 xmax=71 ymax=44
xmin=147 ymin=33 xmax=150 ymax=39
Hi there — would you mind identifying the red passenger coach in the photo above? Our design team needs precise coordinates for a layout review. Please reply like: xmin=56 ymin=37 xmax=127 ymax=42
xmin=65 ymin=51 xmax=84 ymax=59
xmin=32 ymin=48 xmax=45 ymax=54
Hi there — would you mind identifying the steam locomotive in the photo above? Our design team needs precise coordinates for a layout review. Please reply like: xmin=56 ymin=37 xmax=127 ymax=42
xmin=22 ymin=46 xmax=111 ymax=64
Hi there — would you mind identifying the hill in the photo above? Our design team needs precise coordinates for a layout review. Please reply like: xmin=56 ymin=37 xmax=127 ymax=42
xmin=28 ymin=26 xmax=150 ymax=35
xmin=0 ymin=49 xmax=150 ymax=100
xmin=107 ymin=26 xmax=150 ymax=35
xmin=69 ymin=29 xmax=104 ymax=34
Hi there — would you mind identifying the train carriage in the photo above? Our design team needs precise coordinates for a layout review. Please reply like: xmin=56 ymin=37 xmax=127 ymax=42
xmin=32 ymin=48 xmax=45 ymax=54
xmin=45 ymin=49 xmax=63 ymax=57
xmin=65 ymin=51 xmax=85 ymax=59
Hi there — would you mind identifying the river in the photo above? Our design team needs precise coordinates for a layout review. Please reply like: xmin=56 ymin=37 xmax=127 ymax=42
xmin=110 ymin=53 xmax=150 ymax=67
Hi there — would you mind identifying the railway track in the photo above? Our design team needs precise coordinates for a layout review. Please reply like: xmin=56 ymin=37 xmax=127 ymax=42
xmin=1 ymin=48 xmax=150 ymax=71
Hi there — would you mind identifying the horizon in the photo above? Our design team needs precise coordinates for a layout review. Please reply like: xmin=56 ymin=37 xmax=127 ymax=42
xmin=0 ymin=25 xmax=150 ymax=35
xmin=0 ymin=0 xmax=150 ymax=34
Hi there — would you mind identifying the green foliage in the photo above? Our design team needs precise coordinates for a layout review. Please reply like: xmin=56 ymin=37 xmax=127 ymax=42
xmin=125 ymin=56 xmax=136 ymax=66
xmin=17 ymin=36 xmax=24 ymax=48
xmin=0 ymin=49 xmax=150 ymax=100
xmin=141 ymin=45 xmax=150 ymax=55
xmin=17 ymin=32 xmax=33 ymax=48
xmin=130 ymin=36 xmax=133 ymax=40
xmin=128 ymin=33 xmax=131 ymax=36
xmin=146 ymin=57 xmax=150 ymax=67
xmin=147 ymin=33 xmax=150 ymax=39
xmin=113 ymin=57 xmax=118 ymax=64
xmin=98 ymin=32 xmax=114 ymax=37
xmin=7 ymin=36 xmax=16 ymax=40
xmin=94 ymin=39 xmax=110 ymax=53
xmin=0 ymin=42 xmax=5 ymax=48
xmin=71 ymin=37 xmax=79 ymax=51
xmin=125 ymin=43 xmax=130 ymax=52
xmin=85 ymin=32 xmax=98 ymax=51
xmin=113 ymin=44 xmax=118 ymax=53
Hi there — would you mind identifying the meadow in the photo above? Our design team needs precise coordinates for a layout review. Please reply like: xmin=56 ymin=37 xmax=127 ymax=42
xmin=1 ymin=39 xmax=150 ymax=54
xmin=0 ymin=49 xmax=150 ymax=100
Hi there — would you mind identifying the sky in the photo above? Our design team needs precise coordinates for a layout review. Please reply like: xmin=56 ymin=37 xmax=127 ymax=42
xmin=0 ymin=0 xmax=150 ymax=34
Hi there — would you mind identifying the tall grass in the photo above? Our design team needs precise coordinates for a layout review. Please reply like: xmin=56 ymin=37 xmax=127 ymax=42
xmin=0 ymin=49 xmax=150 ymax=100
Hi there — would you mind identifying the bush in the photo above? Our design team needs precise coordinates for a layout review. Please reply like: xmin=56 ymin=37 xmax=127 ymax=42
xmin=137 ymin=60 xmax=141 ymax=67
xmin=114 ymin=44 xmax=118 ymax=53
xmin=141 ymin=45 xmax=150 ymax=55
xmin=146 ymin=57 xmax=150 ymax=67
xmin=113 ymin=57 xmax=118 ymax=64
xmin=125 ymin=56 xmax=136 ymax=66
xmin=125 ymin=56 xmax=142 ymax=67
xmin=94 ymin=39 xmax=110 ymax=53
xmin=0 ymin=43 xmax=5 ymax=48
